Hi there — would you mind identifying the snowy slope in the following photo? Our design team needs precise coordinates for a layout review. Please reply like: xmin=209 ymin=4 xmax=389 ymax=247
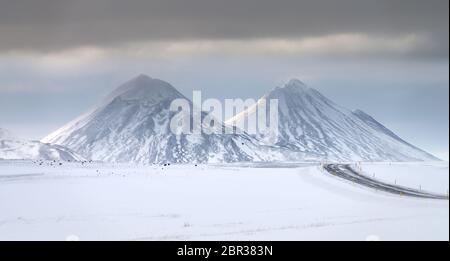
xmin=0 ymin=128 xmax=83 ymax=161
xmin=42 ymin=75 xmax=289 ymax=163
xmin=226 ymin=79 xmax=439 ymax=162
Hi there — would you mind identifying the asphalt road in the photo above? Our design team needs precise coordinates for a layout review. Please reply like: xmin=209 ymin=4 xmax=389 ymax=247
xmin=324 ymin=164 xmax=449 ymax=200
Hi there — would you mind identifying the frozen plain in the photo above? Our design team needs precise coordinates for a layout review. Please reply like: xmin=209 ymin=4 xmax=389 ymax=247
xmin=0 ymin=160 xmax=448 ymax=241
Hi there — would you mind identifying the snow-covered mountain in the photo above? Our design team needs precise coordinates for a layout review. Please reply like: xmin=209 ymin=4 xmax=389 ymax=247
xmin=226 ymin=79 xmax=440 ymax=162
xmin=42 ymin=75 xmax=439 ymax=163
xmin=42 ymin=75 xmax=288 ymax=163
xmin=0 ymin=128 xmax=84 ymax=161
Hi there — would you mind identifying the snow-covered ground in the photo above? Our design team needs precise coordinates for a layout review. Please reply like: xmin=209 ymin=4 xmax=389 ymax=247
xmin=360 ymin=162 xmax=449 ymax=195
xmin=0 ymin=160 xmax=448 ymax=241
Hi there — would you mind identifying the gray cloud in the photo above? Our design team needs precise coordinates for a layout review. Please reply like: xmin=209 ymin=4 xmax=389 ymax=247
xmin=0 ymin=0 xmax=448 ymax=58
xmin=0 ymin=0 xmax=448 ymax=159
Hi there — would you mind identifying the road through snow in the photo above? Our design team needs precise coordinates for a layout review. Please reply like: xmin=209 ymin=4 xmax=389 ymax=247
xmin=324 ymin=164 xmax=449 ymax=200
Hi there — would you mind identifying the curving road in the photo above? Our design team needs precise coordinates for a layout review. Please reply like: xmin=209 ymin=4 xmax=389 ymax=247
xmin=324 ymin=164 xmax=449 ymax=200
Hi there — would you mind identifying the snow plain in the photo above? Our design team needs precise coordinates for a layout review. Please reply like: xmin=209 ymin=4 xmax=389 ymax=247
xmin=359 ymin=162 xmax=449 ymax=194
xmin=0 ymin=160 xmax=448 ymax=241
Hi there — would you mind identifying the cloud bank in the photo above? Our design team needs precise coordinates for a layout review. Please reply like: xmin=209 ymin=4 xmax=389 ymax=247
xmin=0 ymin=0 xmax=448 ymax=58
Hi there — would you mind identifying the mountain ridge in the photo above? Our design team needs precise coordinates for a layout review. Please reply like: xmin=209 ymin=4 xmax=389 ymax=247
xmin=228 ymin=78 xmax=440 ymax=161
xmin=42 ymin=74 xmax=289 ymax=163
xmin=42 ymin=75 xmax=440 ymax=163
xmin=0 ymin=128 xmax=84 ymax=161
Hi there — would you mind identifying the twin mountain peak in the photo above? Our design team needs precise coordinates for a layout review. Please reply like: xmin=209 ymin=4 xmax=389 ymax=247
xmin=38 ymin=74 xmax=439 ymax=163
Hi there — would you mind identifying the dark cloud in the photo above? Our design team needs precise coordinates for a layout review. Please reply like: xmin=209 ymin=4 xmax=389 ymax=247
xmin=0 ymin=0 xmax=448 ymax=58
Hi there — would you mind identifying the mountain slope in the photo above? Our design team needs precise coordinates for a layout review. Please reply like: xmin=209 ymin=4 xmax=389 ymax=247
xmin=0 ymin=128 xmax=84 ymax=161
xmin=226 ymin=79 xmax=439 ymax=162
xmin=42 ymin=75 xmax=287 ymax=163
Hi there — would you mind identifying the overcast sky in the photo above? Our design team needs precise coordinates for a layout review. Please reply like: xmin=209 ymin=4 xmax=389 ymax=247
xmin=0 ymin=0 xmax=448 ymax=159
